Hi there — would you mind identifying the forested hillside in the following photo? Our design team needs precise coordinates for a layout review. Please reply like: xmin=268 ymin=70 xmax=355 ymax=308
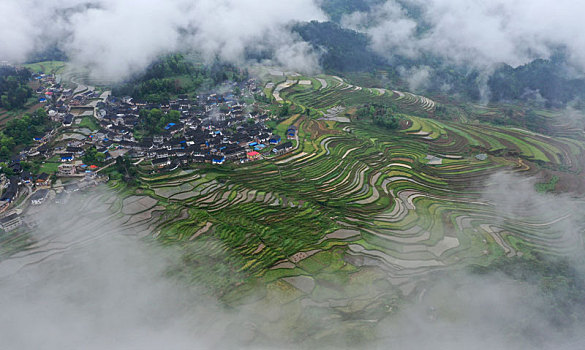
xmin=0 ymin=67 xmax=33 ymax=110
xmin=113 ymin=55 xmax=248 ymax=103
xmin=293 ymin=21 xmax=387 ymax=72
xmin=296 ymin=19 xmax=585 ymax=107
xmin=488 ymin=57 xmax=585 ymax=107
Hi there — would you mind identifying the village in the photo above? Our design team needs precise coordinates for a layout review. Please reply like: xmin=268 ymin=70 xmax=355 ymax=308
xmin=0 ymin=71 xmax=295 ymax=233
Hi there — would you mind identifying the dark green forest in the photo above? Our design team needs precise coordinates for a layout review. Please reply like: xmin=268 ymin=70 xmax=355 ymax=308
xmin=295 ymin=10 xmax=585 ymax=107
xmin=138 ymin=109 xmax=181 ymax=136
xmin=294 ymin=21 xmax=387 ymax=72
xmin=0 ymin=67 xmax=33 ymax=110
xmin=292 ymin=21 xmax=484 ymax=100
xmin=488 ymin=57 xmax=585 ymax=107
xmin=0 ymin=108 xmax=53 ymax=159
xmin=113 ymin=55 xmax=248 ymax=103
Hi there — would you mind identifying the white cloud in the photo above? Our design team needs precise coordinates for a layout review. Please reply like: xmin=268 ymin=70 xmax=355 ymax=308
xmin=342 ymin=0 xmax=585 ymax=71
xmin=0 ymin=0 xmax=326 ymax=81
xmin=398 ymin=65 xmax=431 ymax=91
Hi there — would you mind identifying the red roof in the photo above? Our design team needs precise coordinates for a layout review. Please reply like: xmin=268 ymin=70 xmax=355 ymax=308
xmin=89 ymin=165 xmax=98 ymax=169
xmin=247 ymin=151 xmax=260 ymax=157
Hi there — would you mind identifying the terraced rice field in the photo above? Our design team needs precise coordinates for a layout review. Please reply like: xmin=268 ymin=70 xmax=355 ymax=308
xmin=100 ymin=100 xmax=585 ymax=305
xmin=9 ymin=72 xmax=575 ymax=318
xmin=277 ymin=75 xmax=436 ymax=117
xmin=7 ymin=74 xmax=585 ymax=337
xmin=13 ymin=70 xmax=580 ymax=324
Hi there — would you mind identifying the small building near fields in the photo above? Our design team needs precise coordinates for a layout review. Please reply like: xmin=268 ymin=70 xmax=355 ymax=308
xmin=247 ymin=151 xmax=261 ymax=161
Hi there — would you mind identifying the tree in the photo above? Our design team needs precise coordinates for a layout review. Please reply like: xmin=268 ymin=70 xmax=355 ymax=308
xmin=114 ymin=156 xmax=138 ymax=184
xmin=34 ymin=108 xmax=48 ymax=120
xmin=0 ymin=107 xmax=52 ymax=160
xmin=83 ymin=146 xmax=105 ymax=166
xmin=168 ymin=110 xmax=180 ymax=123
xmin=373 ymin=112 xmax=400 ymax=130
xmin=138 ymin=108 xmax=182 ymax=136
xmin=22 ymin=161 xmax=40 ymax=174
xmin=0 ymin=162 xmax=14 ymax=176
xmin=0 ymin=69 xmax=33 ymax=110
xmin=0 ymin=146 xmax=10 ymax=159
xmin=278 ymin=103 xmax=290 ymax=118
xmin=356 ymin=106 xmax=371 ymax=119
xmin=1 ymin=95 xmax=11 ymax=110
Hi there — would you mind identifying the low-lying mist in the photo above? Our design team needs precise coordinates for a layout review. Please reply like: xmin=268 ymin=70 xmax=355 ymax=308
xmin=0 ymin=0 xmax=326 ymax=81
xmin=0 ymin=177 xmax=584 ymax=349
xmin=342 ymin=0 xmax=585 ymax=72
xmin=0 ymin=197 xmax=229 ymax=349
xmin=371 ymin=172 xmax=585 ymax=350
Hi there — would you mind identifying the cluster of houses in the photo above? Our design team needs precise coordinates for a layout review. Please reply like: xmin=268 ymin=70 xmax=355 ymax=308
xmin=34 ymin=73 xmax=102 ymax=126
xmin=34 ymin=73 xmax=61 ymax=104
xmin=87 ymin=84 xmax=292 ymax=170
xmin=0 ymin=74 xmax=298 ymax=230
xmin=0 ymin=74 xmax=108 ymax=219
xmin=30 ymin=74 xmax=294 ymax=170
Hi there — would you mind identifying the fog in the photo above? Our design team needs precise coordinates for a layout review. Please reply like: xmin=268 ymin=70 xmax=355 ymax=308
xmin=0 ymin=0 xmax=325 ymax=81
xmin=0 ymin=174 xmax=584 ymax=349
xmin=376 ymin=272 xmax=585 ymax=350
xmin=397 ymin=65 xmax=432 ymax=92
xmin=372 ymin=172 xmax=585 ymax=350
xmin=0 ymin=196 xmax=229 ymax=349
xmin=2 ymin=1 xmax=585 ymax=83
xmin=342 ymin=0 xmax=585 ymax=73
xmin=483 ymin=172 xmax=584 ymax=253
